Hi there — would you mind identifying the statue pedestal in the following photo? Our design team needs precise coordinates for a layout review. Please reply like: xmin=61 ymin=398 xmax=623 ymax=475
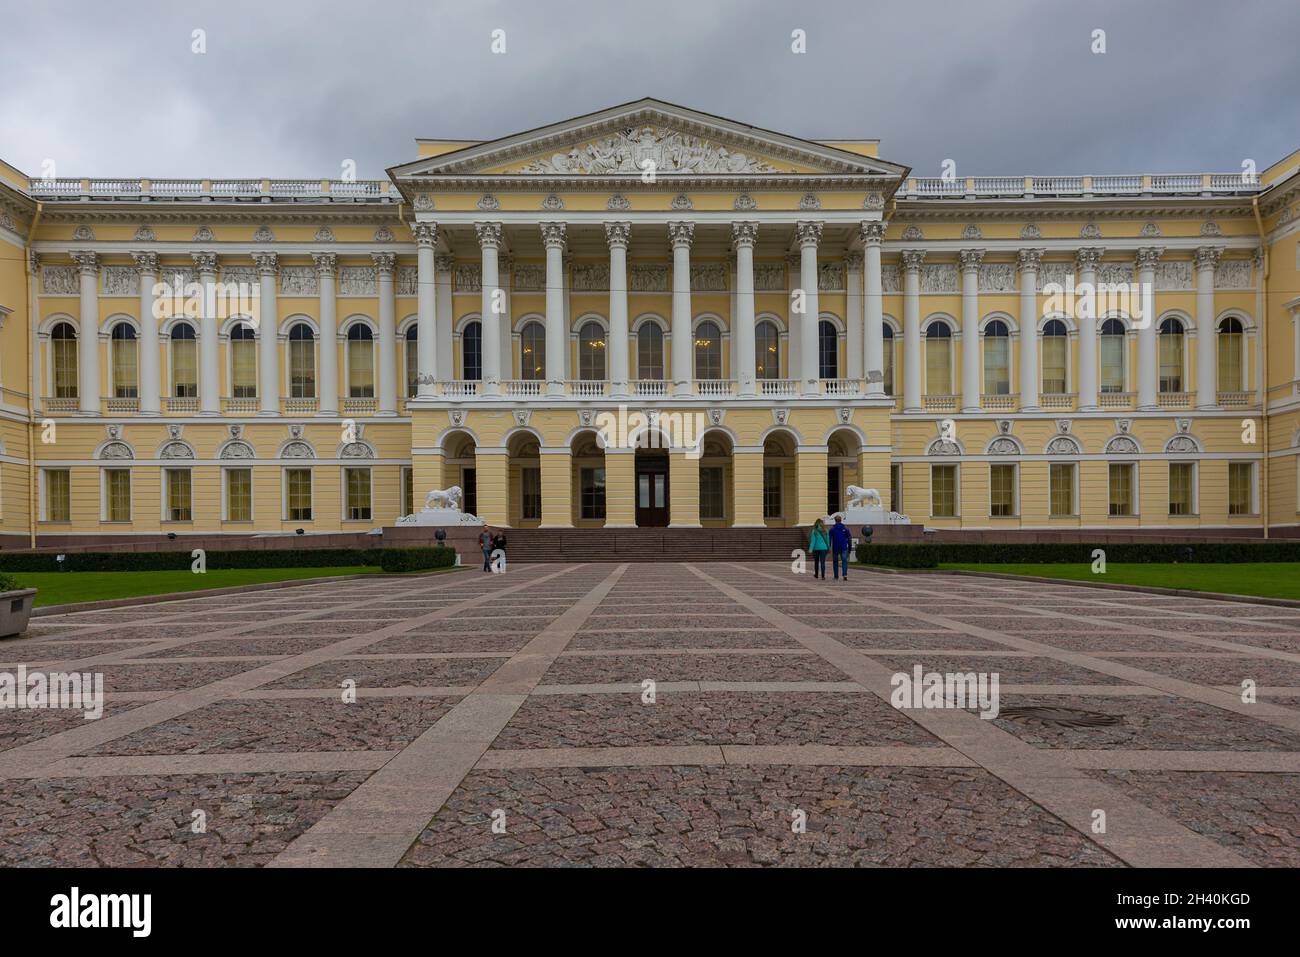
xmin=828 ymin=506 xmax=911 ymax=526
xmin=395 ymin=508 xmax=484 ymax=527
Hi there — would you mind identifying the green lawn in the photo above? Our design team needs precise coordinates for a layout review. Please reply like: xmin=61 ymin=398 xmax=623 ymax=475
xmin=9 ymin=567 xmax=381 ymax=608
xmin=941 ymin=562 xmax=1300 ymax=601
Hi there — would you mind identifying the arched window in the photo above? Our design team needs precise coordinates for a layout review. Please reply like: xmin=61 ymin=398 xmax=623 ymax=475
xmin=579 ymin=321 xmax=606 ymax=381
xmin=519 ymin=321 xmax=546 ymax=381
xmin=881 ymin=325 xmax=895 ymax=394
xmin=1100 ymin=318 xmax=1126 ymax=393
xmin=982 ymin=320 xmax=1010 ymax=395
xmin=461 ymin=320 xmax=482 ymax=381
xmin=818 ymin=319 xmax=838 ymax=379
xmin=1218 ymin=316 xmax=1244 ymax=392
xmin=404 ymin=326 xmax=419 ymax=396
xmin=51 ymin=322 xmax=78 ymax=399
xmin=925 ymin=321 xmax=952 ymax=395
xmin=755 ymin=320 xmax=779 ymax=380
xmin=1158 ymin=317 xmax=1185 ymax=393
xmin=1041 ymin=319 xmax=1068 ymax=395
xmin=230 ymin=323 xmax=256 ymax=398
xmin=347 ymin=324 xmax=374 ymax=398
xmin=171 ymin=322 xmax=198 ymax=398
xmin=637 ymin=323 xmax=664 ymax=380
xmin=288 ymin=322 xmax=316 ymax=398
xmin=694 ymin=320 xmax=722 ymax=380
xmin=110 ymin=322 xmax=138 ymax=398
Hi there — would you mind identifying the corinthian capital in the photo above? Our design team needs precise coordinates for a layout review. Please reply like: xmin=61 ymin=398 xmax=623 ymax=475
xmin=1194 ymin=245 xmax=1223 ymax=271
xmin=604 ymin=221 xmax=631 ymax=248
xmin=371 ymin=252 xmax=397 ymax=274
xmin=311 ymin=252 xmax=337 ymax=275
xmin=1135 ymin=246 xmax=1164 ymax=270
xmin=475 ymin=222 xmax=504 ymax=249
xmin=540 ymin=221 xmax=567 ymax=249
xmin=795 ymin=221 xmax=822 ymax=247
xmin=1075 ymin=246 xmax=1105 ymax=272
xmin=667 ymin=221 xmax=695 ymax=248
xmin=900 ymin=249 xmax=926 ymax=273
xmin=70 ymin=250 xmax=98 ymax=274
xmin=411 ymin=222 xmax=437 ymax=248
xmin=192 ymin=251 xmax=219 ymax=274
xmin=860 ymin=222 xmax=885 ymax=246
xmin=1017 ymin=248 xmax=1044 ymax=272
xmin=844 ymin=251 xmax=864 ymax=271
xmin=731 ymin=221 xmax=758 ymax=247
xmin=252 ymin=251 xmax=279 ymax=276
xmin=959 ymin=248 xmax=985 ymax=272
xmin=130 ymin=251 xmax=160 ymax=274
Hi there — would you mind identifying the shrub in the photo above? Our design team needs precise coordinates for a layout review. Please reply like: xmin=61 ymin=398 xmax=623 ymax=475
xmin=853 ymin=544 xmax=939 ymax=568
xmin=0 ymin=572 xmax=19 ymax=592
xmin=854 ymin=541 xmax=1300 ymax=569
xmin=0 ymin=546 xmax=456 ymax=574
xmin=375 ymin=547 xmax=457 ymax=574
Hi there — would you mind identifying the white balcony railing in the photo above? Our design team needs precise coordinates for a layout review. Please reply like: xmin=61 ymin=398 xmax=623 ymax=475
xmin=502 ymin=380 xmax=543 ymax=398
xmin=1099 ymin=391 xmax=1135 ymax=409
xmin=164 ymin=396 xmax=199 ymax=414
xmin=342 ymin=396 xmax=377 ymax=414
xmin=1039 ymin=393 xmax=1075 ymax=410
xmin=223 ymin=396 xmax=259 ymax=414
xmin=823 ymin=378 xmax=864 ymax=397
xmin=105 ymin=396 xmax=139 ymax=413
xmin=42 ymin=396 xmax=80 ymax=412
xmin=695 ymin=379 xmax=735 ymax=398
xmin=568 ymin=380 xmax=608 ymax=398
xmin=981 ymin=393 xmax=1017 ymax=410
xmin=632 ymin=380 xmax=668 ymax=397
xmin=1217 ymin=391 xmax=1254 ymax=408
xmin=1157 ymin=391 xmax=1192 ymax=409
xmin=759 ymin=379 xmax=797 ymax=397
xmin=442 ymin=381 xmax=479 ymax=398
xmin=282 ymin=396 xmax=319 ymax=414
xmin=923 ymin=394 xmax=958 ymax=412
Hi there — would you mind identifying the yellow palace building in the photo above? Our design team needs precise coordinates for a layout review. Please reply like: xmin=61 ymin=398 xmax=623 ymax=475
xmin=2 ymin=98 xmax=1300 ymax=546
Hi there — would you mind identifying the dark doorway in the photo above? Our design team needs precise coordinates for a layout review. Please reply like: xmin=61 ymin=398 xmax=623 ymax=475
xmin=635 ymin=454 xmax=669 ymax=527
xmin=461 ymin=467 xmax=477 ymax=516
xmin=827 ymin=465 xmax=841 ymax=514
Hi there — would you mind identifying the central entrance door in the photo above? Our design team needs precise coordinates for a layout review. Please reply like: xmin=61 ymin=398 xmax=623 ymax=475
xmin=635 ymin=454 xmax=669 ymax=527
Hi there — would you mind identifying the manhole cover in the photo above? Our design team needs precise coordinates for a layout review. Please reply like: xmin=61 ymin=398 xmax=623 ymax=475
xmin=997 ymin=706 xmax=1124 ymax=729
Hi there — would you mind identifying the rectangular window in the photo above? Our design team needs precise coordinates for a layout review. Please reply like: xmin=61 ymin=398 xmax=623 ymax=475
xmin=405 ymin=338 xmax=419 ymax=397
xmin=1049 ymin=463 xmax=1076 ymax=517
xmin=231 ymin=338 xmax=257 ymax=398
xmin=1041 ymin=336 xmax=1068 ymax=395
xmin=925 ymin=338 xmax=951 ymax=395
xmin=165 ymin=468 xmax=192 ymax=522
xmin=344 ymin=467 xmax=372 ymax=521
xmin=286 ymin=468 xmax=312 ymax=521
xmin=521 ymin=467 xmax=541 ymax=521
xmin=700 ymin=466 xmax=724 ymax=520
xmin=763 ymin=466 xmax=783 ymax=519
xmin=348 ymin=339 xmax=375 ymax=398
xmin=1228 ymin=462 xmax=1253 ymax=515
xmin=44 ymin=469 xmax=71 ymax=522
xmin=1100 ymin=335 xmax=1125 ymax=393
xmin=580 ymin=467 xmax=606 ymax=520
xmin=52 ymin=338 xmax=78 ymax=399
xmin=1168 ymin=462 xmax=1195 ymax=516
xmin=1159 ymin=334 xmax=1183 ymax=393
xmin=402 ymin=466 xmax=414 ymax=519
xmin=931 ymin=464 xmax=957 ymax=518
xmin=989 ymin=464 xmax=1016 ymax=517
xmin=105 ymin=468 xmax=131 ymax=522
xmin=289 ymin=340 xmax=316 ymax=398
xmin=882 ymin=338 xmax=894 ymax=395
xmin=226 ymin=468 xmax=252 ymax=522
xmin=1219 ymin=331 xmax=1243 ymax=392
xmin=1108 ymin=463 xmax=1134 ymax=516
xmin=173 ymin=338 xmax=198 ymax=397
xmin=983 ymin=338 xmax=1010 ymax=395
xmin=113 ymin=338 xmax=138 ymax=398
xmin=890 ymin=463 xmax=902 ymax=514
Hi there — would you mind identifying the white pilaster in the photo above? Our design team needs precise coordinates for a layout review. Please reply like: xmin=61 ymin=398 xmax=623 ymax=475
xmin=413 ymin=224 xmax=437 ymax=397
xmin=132 ymin=251 xmax=161 ymax=415
xmin=1075 ymin=247 xmax=1102 ymax=411
xmin=434 ymin=254 xmax=454 ymax=384
xmin=786 ymin=252 xmax=801 ymax=380
xmin=313 ymin=253 xmax=338 ymax=414
xmin=253 ymin=252 xmax=279 ymax=414
xmin=541 ymin=222 xmax=568 ymax=396
xmin=373 ymin=252 xmax=397 ymax=415
xmin=194 ymin=252 xmax=220 ymax=415
xmin=72 ymin=251 xmax=100 ymax=414
xmin=669 ymin=221 xmax=695 ymax=396
xmin=844 ymin=250 xmax=864 ymax=381
xmin=1018 ymin=248 xmax=1042 ymax=411
xmin=797 ymin=221 xmax=822 ymax=396
xmin=732 ymin=221 xmax=758 ymax=397
xmin=606 ymin=222 xmax=631 ymax=398
xmin=959 ymin=248 xmax=984 ymax=412
xmin=1136 ymin=247 xmax=1162 ymax=410
xmin=1195 ymin=245 xmax=1223 ymax=410
xmin=475 ymin=222 xmax=503 ymax=396
xmin=862 ymin=222 xmax=886 ymax=397
xmin=901 ymin=250 xmax=925 ymax=412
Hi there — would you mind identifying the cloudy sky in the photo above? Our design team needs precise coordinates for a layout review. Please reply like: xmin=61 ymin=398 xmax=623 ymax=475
xmin=3 ymin=0 xmax=1297 ymax=182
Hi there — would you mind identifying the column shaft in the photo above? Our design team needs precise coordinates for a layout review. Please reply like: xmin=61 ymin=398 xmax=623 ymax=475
xmin=476 ymin=223 xmax=502 ymax=395
xmin=314 ymin=253 xmax=338 ymax=413
xmin=1136 ymin=248 xmax=1161 ymax=410
xmin=133 ymin=252 xmax=161 ymax=414
xmin=195 ymin=252 xmax=220 ymax=415
xmin=669 ymin=222 xmax=695 ymax=396
xmin=845 ymin=251 xmax=864 ymax=381
xmin=1195 ymin=246 xmax=1222 ymax=409
xmin=960 ymin=249 xmax=983 ymax=412
xmin=902 ymin=251 xmax=924 ymax=412
xmin=862 ymin=224 xmax=885 ymax=396
xmin=413 ymin=224 xmax=437 ymax=397
xmin=73 ymin=251 xmax=100 ymax=414
xmin=606 ymin=223 xmax=631 ymax=397
xmin=1076 ymin=248 xmax=1102 ymax=411
xmin=434 ymin=255 xmax=454 ymax=383
xmin=1018 ymin=249 xmax=1041 ymax=410
xmin=797 ymin=221 xmax=822 ymax=395
xmin=374 ymin=253 xmax=397 ymax=414
xmin=733 ymin=222 xmax=758 ymax=397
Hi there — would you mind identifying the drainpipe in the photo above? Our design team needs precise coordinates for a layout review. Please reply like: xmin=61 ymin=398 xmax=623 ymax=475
xmin=24 ymin=201 xmax=43 ymax=550
xmin=1251 ymin=195 xmax=1268 ymax=538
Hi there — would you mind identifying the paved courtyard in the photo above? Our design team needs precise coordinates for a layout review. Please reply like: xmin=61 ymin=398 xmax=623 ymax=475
xmin=2 ymin=562 xmax=1299 ymax=867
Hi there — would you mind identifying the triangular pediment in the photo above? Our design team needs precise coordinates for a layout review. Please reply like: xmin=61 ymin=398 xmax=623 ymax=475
xmin=391 ymin=98 xmax=906 ymax=181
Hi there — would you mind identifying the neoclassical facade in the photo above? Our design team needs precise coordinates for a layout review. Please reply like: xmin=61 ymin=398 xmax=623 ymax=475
xmin=2 ymin=98 xmax=1300 ymax=544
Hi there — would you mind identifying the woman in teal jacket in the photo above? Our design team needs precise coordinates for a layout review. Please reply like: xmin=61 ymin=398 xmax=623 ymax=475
xmin=808 ymin=518 xmax=830 ymax=579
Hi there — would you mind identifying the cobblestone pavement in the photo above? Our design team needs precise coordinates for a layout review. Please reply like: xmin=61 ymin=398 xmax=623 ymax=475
xmin=2 ymin=562 xmax=1298 ymax=868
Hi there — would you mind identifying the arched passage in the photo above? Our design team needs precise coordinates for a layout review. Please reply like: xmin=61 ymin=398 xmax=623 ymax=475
xmin=440 ymin=430 xmax=478 ymax=517
xmin=571 ymin=430 xmax=607 ymax=527
xmin=699 ymin=429 xmax=734 ymax=527
xmin=762 ymin=430 xmax=798 ymax=527
xmin=507 ymin=431 xmax=542 ymax=526
xmin=826 ymin=427 xmax=866 ymax=516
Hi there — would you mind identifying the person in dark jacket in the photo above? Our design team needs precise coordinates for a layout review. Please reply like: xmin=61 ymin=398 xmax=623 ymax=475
xmin=491 ymin=531 xmax=507 ymax=572
xmin=829 ymin=516 xmax=852 ymax=582
xmin=479 ymin=527 xmax=493 ymax=572
xmin=808 ymin=518 xmax=830 ymax=580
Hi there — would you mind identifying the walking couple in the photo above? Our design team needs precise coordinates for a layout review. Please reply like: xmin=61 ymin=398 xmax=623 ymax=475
xmin=479 ymin=527 xmax=507 ymax=572
xmin=808 ymin=516 xmax=852 ymax=581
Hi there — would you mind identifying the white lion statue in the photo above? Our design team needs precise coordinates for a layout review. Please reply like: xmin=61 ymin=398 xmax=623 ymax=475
xmin=845 ymin=485 xmax=882 ymax=508
xmin=424 ymin=485 xmax=463 ymax=511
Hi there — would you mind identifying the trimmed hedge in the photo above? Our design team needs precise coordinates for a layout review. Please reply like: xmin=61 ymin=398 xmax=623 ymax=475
xmin=0 ymin=546 xmax=456 ymax=575
xmin=0 ymin=572 xmax=18 ymax=592
xmin=856 ymin=540 xmax=1300 ymax=569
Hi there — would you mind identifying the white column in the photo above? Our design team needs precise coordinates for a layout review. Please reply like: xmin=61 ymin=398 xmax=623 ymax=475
xmin=373 ymin=252 xmax=397 ymax=414
xmin=541 ymin=222 xmax=568 ymax=396
xmin=1075 ymin=247 xmax=1102 ymax=411
xmin=475 ymin=223 xmax=503 ymax=396
xmin=253 ymin=252 xmax=279 ymax=414
xmin=959 ymin=248 xmax=984 ymax=412
xmin=434 ymin=254 xmax=454 ymax=383
xmin=732 ymin=221 xmax=758 ymax=397
xmin=862 ymin=223 xmax=886 ymax=397
xmin=132 ymin=252 xmax=161 ymax=415
xmin=498 ymin=254 xmax=513 ymax=381
xmin=72 ymin=251 xmax=100 ymax=414
xmin=1136 ymin=247 xmax=1161 ymax=410
xmin=797 ymin=221 xmax=822 ymax=395
xmin=1018 ymin=248 xmax=1042 ymax=411
xmin=901 ymin=250 xmax=925 ymax=412
xmin=313 ymin=253 xmax=338 ymax=413
xmin=668 ymin=221 xmax=695 ymax=396
xmin=786 ymin=252 xmax=801 ymax=380
xmin=194 ymin=252 xmax=220 ymax=415
xmin=1195 ymin=245 xmax=1222 ymax=410
xmin=844 ymin=250 xmax=864 ymax=381
xmin=606 ymin=222 xmax=631 ymax=397
xmin=412 ymin=224 xmax=438 ymax=396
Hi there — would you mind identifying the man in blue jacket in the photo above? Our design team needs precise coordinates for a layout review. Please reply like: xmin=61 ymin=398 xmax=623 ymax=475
xmin=829 ymin=516 xmax=853 ymax=582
